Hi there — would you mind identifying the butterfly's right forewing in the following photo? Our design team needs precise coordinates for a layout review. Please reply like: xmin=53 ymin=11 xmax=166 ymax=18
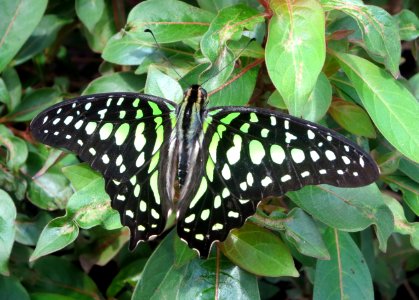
xmin=31 ymin=93 xmax=178 ymax=247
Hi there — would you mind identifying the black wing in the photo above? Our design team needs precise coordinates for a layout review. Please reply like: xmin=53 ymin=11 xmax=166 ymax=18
xmin=31 ymin=92 xmax=178 ymax=248
xmin=177 ymin=106 xmax=379 ymax=257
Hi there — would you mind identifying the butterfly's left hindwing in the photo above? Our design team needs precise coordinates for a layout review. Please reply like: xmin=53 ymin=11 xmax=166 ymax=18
xmin=177 ymin=106 xmax=379 ymax=257
xmin=31 ymin=93 xmax=178 ymax=247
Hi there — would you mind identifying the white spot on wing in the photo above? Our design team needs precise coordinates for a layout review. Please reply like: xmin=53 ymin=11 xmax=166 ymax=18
xmin=281 ymin=175 xmax=291 ymax=182
xmin=291 ymin=148 xmax=305 ymax=163
xmin=325 ymin=150 xmax=336 ymax=161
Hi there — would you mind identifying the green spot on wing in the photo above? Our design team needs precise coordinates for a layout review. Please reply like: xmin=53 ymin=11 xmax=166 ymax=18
xmin=240 ymin=123 xmax=250 ymax=133
xmin=115 ymin=123 xmax=130 ymax=145
xmin=206 ymin=158 xmax=215 ymax=182
xmin=149 ymin=102 xmax=162 ymax=115
xmin=136 ymin=110 xmax=143 ymax=119
xmin=220 ymin=112 xmax=240 ymax=125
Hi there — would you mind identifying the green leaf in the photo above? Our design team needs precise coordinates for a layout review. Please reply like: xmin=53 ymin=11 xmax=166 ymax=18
xmin=208 ymin=64 xmax=259 ymax=107
xmin=4 ymin=87 xmax=61 ymax=122
xmin=133 ymin=230 xmax=260 ymax=299
xmin=222 ymin=222 xmax=298 ymax=277
xmin=127 ymin=0 xmax=214 ymax=43
xmin=197 ymin=0 xmax=261 ymax=12
xmin=79 ymin=228 xmax=128 ymax=270
xmin=0 ymin=276 xmax=30 ymax=300
xmin=266 ymin=0 xmax=325 ymax=117
xmin=0 ymin=163 xmax=27 ymax=200
xmin=107 ymin=259 xmax=147 ymax=297
xmin=394 ymin=9 xmax=419 ymax=41
xmin=282 ymin=209 xmax=330 ymax=260
xmin=399 ymin=157 xmax=419 ymax=183
xmin=30 ymin=293 xmax=76 ymax=300
xmin=267 ymin=90 xmax=287 ymax=109
xmin=144 ymin=66 xmax=183 ymax=102
xmin=409 ymin=73 xmax=419 ymax=100
xmin=288 ymin=184 xmax=394 ymax=251
xmin=1 ymin=67 xmax=21 ymax=111
xmin=83 ymin=72 xmax=146 ymax=94
xmin=330 ymin=72 xmax=363 ymax=105
xmin=14 ymin=14 xmax=72 ymax=64
xmin=28 ymin=168 xmax=73 ymax=210
xmin=200 ymin=5 xmax=263 ymax=91
xmin=301 ymin=72 xmax=332 ymax=122
xmin=26 ymin=256 xmax=100 ymax=299
xmin=0 ymin=190 xmax=16 ymax=275
xmin=75 ymin=0 xmax=105 ymax=32
xmin=15 ymin=212 xmax=52 ymax=246
xmin=102 ymin=0 xmax=214 ymax=65
xmin=336 ymin=52 xmax=419 ymax=162
xmin=0 ymin=0 xmax=48 ymax=72
xmin=66 ymin=178 xmax=120 ymax=230
xmin=383 ymin=194 xmax=419 ymax=250
xmin=313 ymin=229 xmax=374 ymax=300
xmin=321 ymin=0 xmax=401 ymax=76
xmin=383 ymin=175 xmax=419 ymax=216
xmin=0 ymin=130 xmax=28 ymax=171
xmin=76 ymin=0 xmax=116 ymax=52
xmin=0 ymin=79 xmax=11 ymax=110
xmin=329 ymin=99 xmax=376 ymax=138
xmin=30 ymin=216 xmax=79 ymax=261
xmin=62 ymin=163 xmax=101 ymax=191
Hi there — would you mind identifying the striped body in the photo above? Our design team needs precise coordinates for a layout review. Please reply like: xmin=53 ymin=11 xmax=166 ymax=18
xmin=30 ymin=85 xmax=379 ymax=257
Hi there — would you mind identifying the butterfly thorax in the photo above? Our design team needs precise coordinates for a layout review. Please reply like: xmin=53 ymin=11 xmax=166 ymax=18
xmin=175 ymin=85 xmax=208 ymax=188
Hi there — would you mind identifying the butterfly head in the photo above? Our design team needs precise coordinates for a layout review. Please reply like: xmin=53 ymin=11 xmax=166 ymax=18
xmin=183 ymin=84 xmax=208 ymax=107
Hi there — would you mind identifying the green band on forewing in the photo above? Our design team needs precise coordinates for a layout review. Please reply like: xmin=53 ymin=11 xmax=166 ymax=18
xmin=217 ymin=124 xmax=226 ymax=137
xmin=206 ymin=158 xmax=215 ymax=182
xmin=149 ymin=102 xmax=162 ymax=115
xmin=203 ymin=116 xmax=212 ymax=133
xmin=148 ymin=152 xmax=160 ymax=173
xmin=220 ymin=112 xmax=240 ymax=125
xmin=150 ymin=171 xmax=160 ymax=205
xmin=209 ymin=133 xmax=220 ymax=162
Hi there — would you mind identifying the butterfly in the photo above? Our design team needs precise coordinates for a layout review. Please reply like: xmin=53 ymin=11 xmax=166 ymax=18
xmin=30 ymin=84 xmax=379 ymax=258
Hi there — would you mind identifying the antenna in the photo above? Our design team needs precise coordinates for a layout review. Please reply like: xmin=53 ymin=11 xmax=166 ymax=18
xmin=144 ymin=29 xmax=182 ymax=80
xmin=200 ymin=38 xmax=256 ymax=88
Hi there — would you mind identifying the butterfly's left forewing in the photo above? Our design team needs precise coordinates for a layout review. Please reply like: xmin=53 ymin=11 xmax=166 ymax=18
xmin=31 ymin=93 xmax=178 ymax=248
xmin=177 ymin=106 xmax=379 ymax=257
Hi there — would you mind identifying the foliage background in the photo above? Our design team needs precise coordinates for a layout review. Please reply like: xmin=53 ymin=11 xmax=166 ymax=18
xmin=0 ymin=0 xmax=418 ymax=299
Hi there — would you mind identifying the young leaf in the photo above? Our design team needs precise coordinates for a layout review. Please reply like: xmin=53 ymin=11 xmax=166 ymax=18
xmin=30 ymin=216 xmax=79 ymax=261
xmin=266 ymin=0 xmax=325 ymax=117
